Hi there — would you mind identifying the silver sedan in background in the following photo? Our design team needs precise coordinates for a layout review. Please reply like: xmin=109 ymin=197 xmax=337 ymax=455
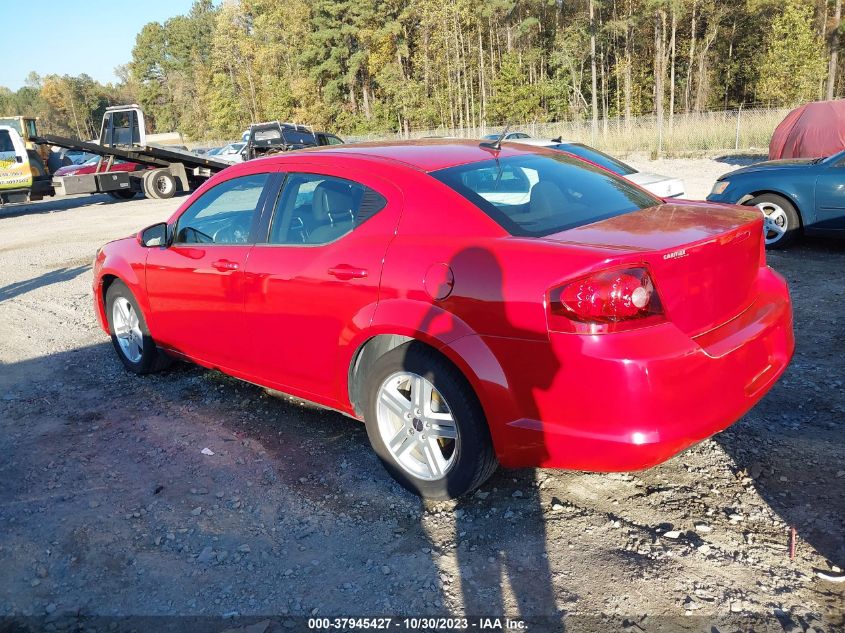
xmin=512 ymin=138 xmax=685 ymax=199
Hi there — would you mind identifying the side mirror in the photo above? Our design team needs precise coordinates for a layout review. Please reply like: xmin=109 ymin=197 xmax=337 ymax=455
xmin=240 ymin=149 xmax=248 ymax=161
xmin=15 ymin=155 xmax=22 ymax=163
xmin=139 ymin=222 xmax=169 ymax=247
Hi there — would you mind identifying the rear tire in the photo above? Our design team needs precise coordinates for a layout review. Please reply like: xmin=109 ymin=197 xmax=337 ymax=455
xmin=746 ymin=193 xmax=800 ymax=249
xmin=144 ymin=169 xmax=177 ymax=200
xmin=105 ymin=280 xmax=172 ymax=374
xmin=363 ymin=342 xmax=498 ymax=499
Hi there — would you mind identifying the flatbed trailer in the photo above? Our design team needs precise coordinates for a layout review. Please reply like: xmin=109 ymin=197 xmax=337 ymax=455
xmin=34 ymin=105 xmax=233 ymax=200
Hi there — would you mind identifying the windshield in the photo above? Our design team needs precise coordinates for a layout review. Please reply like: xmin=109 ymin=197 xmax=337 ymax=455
xmin=431 ymin=153 xmax=659 ymax=237
xmin=820 ymin=149 xmax=845 ymax=164
xmin=283 ymin=129 xmax=317 ymax=145
xmin=553 ymin=143 xmax=637 ymax=176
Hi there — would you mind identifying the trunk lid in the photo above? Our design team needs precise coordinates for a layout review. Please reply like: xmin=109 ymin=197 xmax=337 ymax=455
xmin=543 ymin=202 xmax=763 ymax=336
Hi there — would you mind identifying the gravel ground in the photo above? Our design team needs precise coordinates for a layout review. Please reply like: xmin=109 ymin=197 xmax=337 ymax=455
xmin=0 ymin=159 xmax=843 ymax=633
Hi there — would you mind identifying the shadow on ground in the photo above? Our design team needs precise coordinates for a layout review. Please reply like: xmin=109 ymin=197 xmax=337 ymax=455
xmin=713 ymin=154 xmax=768 ymax=166
xmin=0 ymin=265 xmax=89 ymax=303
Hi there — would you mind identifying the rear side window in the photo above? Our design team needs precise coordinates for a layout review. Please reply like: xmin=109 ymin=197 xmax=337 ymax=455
xmin=283 ymin=129 xmax=317 ymax=146
xmin=431 ymin=154 xmax=658 ymax=237
xmin=269 ymin=173 xmax=386 ymax=245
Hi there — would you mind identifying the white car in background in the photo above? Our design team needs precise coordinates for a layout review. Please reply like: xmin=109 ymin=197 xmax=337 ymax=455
xmin=215 ymin=142 xmax=247 ymax=163
xmin=511 ymin=138 xmax=685 ymax=198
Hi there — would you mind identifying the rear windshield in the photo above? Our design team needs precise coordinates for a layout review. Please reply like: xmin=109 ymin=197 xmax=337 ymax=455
xmin=431 ymin=154 xmax=658 ymax=237
xmin=254 ymin=128 xmax=282 ymax=141
xmin=554 ymin=143 xmax=637 ymax=176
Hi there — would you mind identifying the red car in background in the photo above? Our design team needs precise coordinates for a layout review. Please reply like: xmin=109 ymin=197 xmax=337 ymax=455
xmin=92 ymin=141 xmax=794 ymax=498
xmin=55 ymin=157 xmax=149 ymax=199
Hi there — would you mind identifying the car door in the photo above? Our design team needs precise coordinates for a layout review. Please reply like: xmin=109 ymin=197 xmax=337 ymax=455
xmin=814 ymin=155 xmax=845 ymax=231
xmin=145 ymin=171 xmax=277 ymax=369
xmin=0 ymin=126 xmax=32 ymax=193
xmin=241 ymin=165 xmax=402 ymax=405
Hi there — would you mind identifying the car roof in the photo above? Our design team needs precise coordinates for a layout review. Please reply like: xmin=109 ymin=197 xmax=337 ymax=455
xmin=268 ymin=139 xmax=557 ymax=172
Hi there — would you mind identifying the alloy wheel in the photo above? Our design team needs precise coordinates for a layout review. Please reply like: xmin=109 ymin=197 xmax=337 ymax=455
xmin=755 ymin=201 xmax=788 ymax=246
xmin=112 ymin=297 xmax=144 ymax=363
xmin=376 ymin=372 xmax=458 ymax=481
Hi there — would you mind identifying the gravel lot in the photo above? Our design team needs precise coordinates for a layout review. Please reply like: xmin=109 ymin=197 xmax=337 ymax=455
xmin=1 ymin=158 xmax=843 ymax=632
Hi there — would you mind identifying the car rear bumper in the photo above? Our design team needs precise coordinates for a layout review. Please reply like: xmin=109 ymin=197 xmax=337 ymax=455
xmin=478 ymin=266 xmax=794 ymax=470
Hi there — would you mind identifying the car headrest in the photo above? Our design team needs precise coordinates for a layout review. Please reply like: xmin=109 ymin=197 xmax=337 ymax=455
xmin=312 ymin=181 xmax=355 ymax=222
xmin=529 ymin=180 xmax=564 ymax=217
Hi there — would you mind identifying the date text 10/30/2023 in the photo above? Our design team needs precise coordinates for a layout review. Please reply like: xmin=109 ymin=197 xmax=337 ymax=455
xmin=307 ymin=617 xmax=528 ymax=630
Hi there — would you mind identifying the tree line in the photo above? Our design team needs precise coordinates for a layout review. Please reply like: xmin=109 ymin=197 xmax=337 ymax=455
xmin=1 ymin=0 xmax=842 ymax=141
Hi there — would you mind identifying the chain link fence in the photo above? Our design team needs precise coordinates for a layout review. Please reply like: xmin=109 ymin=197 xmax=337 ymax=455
xmin=349 ymin=107 xmax=789 ymax=156
xmin=185 ymin=107 xmax=788 ymax=157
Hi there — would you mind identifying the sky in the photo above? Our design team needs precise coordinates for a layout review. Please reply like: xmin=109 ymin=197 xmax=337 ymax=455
xmin=0 ymin=0 xmax=198 ymax=90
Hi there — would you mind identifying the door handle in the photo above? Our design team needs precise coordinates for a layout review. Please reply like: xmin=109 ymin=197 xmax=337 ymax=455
xmin=327 ymin=264 xmax=368 ymax=280
xmin=212 ymin=259 xmax=239 ymax=271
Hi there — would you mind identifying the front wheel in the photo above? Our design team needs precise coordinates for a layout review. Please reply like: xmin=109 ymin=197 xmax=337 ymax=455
xmin=747 ymin=193 xmax=800 ymax=249
xmin=363 ymin=342 xmax=498 ymax=499
xmin=105 ymin=280 xmax=172 ymax=374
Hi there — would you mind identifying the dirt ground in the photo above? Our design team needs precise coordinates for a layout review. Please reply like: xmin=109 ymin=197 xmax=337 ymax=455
xmin=0 ymin=157 xmax=843 ymax=633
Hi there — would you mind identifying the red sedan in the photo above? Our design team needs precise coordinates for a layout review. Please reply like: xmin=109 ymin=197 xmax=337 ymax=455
xmin=55 ymin=157 xmax=149 ymax=200
xmin=92 ymin=141 xmax=794 ymax=498
xmin=54 ymin=157 xmax=145 ymax=177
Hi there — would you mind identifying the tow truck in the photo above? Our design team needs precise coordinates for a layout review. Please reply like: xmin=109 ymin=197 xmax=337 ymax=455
xmin=34 ymin=105 xmax=231 ymax=200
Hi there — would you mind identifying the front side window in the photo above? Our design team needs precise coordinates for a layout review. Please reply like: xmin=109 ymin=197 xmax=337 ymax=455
xmin=432 ymin=154 xmax=658 ymax=237
xmin=175 ymin=173 xmax=269 ymax=245
xmin=269 ymin=173 xmax=386 ymax=245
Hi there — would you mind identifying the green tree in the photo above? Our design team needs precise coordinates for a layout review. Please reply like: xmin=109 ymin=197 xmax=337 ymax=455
xmin=757 ymin=2 xmax=826 ymax=105
xmin=487 ymin=52 xmax=541 ymax=125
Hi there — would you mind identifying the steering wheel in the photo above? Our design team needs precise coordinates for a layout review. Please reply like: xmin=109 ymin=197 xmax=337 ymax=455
xmin=181 ymin=226 xmax=214 ymax=244
xmin=212 ymin=218 xmax=250 ymax=244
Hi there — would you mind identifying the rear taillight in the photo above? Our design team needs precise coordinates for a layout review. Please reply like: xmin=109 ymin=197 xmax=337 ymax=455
xmin=548 ymin=267 xmax=665 ymax=333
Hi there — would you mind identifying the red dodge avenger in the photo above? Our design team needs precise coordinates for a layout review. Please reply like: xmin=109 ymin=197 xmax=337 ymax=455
xmin=93 ymin=140 xmax=794 ymax=498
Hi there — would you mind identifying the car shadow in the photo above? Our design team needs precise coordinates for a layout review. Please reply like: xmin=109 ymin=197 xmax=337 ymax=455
xmin=0 ymin=193 xmax=153 ymax=220
xmin=715 ymin=237 xmax=845 ymax=574
xmin=0 ymin=265 xmax=89 ymax=304
xmin=411 ymin=247 xmax=562 ymax=625
xmin=712 ymin=154 xmax=767 ymax=166
xmin=0 ymin=195 xmax=109 ymax=220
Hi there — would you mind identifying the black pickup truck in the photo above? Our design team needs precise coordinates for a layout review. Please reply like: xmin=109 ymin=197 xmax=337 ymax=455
xmin=241 ymin=122 xmax=344 ymax=161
